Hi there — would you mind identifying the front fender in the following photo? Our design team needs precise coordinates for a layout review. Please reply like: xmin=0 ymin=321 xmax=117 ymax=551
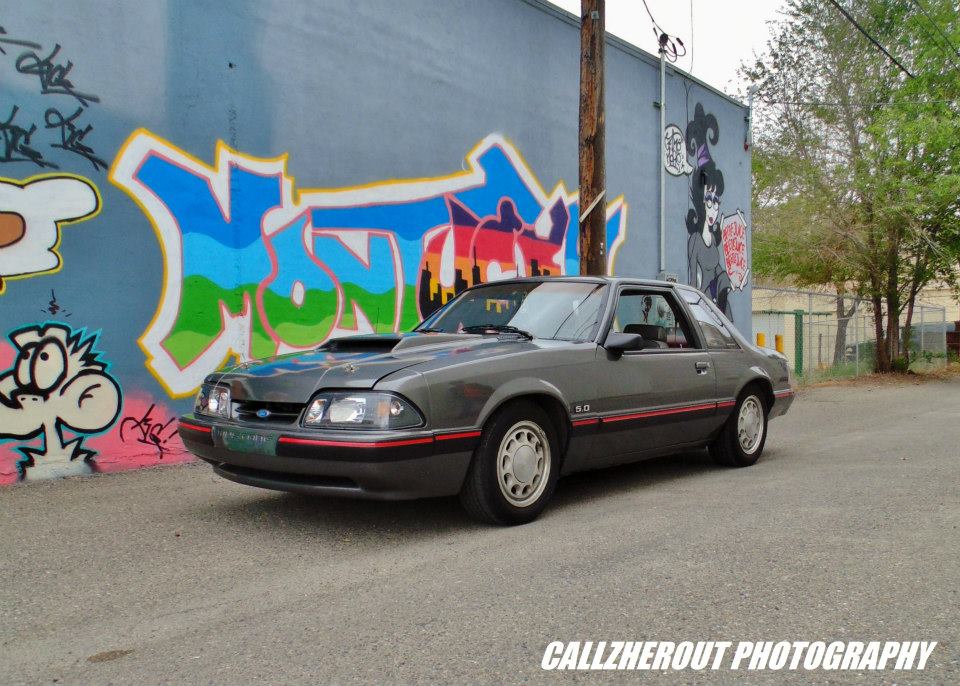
xmin=476 ymin=377 xmax=570 ymax=429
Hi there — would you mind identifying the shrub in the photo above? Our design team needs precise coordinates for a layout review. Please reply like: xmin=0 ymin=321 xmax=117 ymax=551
xmin=891 ymin=356 xmax=910 ymax=373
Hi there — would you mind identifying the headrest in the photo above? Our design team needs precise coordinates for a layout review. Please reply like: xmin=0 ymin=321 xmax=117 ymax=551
xmin=624 ymin=324 xmax=667 ymax=341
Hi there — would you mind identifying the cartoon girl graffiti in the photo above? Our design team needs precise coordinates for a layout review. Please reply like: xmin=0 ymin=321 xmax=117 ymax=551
xmin=685 ymin=103 xmax=733 ymax=320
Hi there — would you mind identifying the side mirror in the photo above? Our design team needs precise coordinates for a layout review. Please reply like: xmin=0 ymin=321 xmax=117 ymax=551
xmin=603 ymin=332 xmax=645 ymax=355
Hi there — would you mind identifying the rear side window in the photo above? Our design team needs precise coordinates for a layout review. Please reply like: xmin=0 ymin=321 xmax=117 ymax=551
xmin=686 ymin=297 xmax=739 ymax=350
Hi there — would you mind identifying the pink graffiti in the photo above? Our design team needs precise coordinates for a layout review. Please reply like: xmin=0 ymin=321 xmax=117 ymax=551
xmin=0 ymin=392 xmax=193 ymax=484
xmin=84 ymin=393 xmax=192 ymax=473
xmin=0 ymin=339 xmax=13 ymax=373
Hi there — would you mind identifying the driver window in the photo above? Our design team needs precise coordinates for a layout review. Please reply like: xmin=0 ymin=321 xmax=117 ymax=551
xmin=612 ymin=291 xmax=696 ymax=349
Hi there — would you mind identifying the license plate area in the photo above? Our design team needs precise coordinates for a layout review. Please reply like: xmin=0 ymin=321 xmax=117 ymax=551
xmin=216 ymin=427 xmax=278 ymax=455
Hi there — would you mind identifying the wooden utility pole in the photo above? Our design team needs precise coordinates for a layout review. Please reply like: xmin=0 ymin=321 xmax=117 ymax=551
xmin=578 ymin=0 xmax=606 ymax=276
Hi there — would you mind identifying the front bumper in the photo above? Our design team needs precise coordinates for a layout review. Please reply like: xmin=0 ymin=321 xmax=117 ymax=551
xmin=179 ymin=415 xmax=479 ymax=500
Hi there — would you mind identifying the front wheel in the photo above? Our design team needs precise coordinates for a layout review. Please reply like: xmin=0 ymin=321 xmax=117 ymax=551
xmin=710 ymin=390 xmax=768 ymax=467
xmin=459 ymin=401 xmax=559 ymax=525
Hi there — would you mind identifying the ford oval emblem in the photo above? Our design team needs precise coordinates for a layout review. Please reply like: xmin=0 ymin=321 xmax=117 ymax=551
xmin=256 ymin=408 xmax=270 ymax=419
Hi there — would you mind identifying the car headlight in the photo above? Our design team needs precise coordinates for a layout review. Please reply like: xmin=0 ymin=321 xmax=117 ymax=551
xmin=195 ymin=384 xmax=231 ymax=418
xmin=302 ymin=392 xmax=424 ymax=430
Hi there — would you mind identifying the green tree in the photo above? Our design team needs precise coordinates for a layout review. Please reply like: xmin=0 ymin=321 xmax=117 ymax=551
xmin=746 ymin=0 xmax=960 ymax=372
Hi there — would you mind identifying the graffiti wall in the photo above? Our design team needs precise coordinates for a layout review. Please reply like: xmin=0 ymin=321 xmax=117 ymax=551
xmin=0 ymin=0 xmax=750 ymax=483
xmin=663 ymin=103 xmax=750 ymax=320
xmin=109 ymin=132 xmax=627 ymax=397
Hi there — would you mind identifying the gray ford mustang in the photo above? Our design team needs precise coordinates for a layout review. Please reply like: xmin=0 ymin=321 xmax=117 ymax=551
xmin=179 ymin=277 xmax=794 ymax=524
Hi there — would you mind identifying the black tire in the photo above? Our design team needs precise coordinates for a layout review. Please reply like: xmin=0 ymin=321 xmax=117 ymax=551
xmin=459 ymin=400 xmax=560 ymax=525
xmin=709 ymin=387 xmax=768 ymax=467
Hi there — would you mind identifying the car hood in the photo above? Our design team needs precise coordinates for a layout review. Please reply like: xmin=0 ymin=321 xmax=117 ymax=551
xmin=206 ymin=332 xmax=532 ymax=403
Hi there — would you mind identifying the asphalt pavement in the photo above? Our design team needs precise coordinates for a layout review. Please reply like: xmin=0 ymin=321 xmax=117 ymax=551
xmin=1 ymin=377 xmax=958 ymax=684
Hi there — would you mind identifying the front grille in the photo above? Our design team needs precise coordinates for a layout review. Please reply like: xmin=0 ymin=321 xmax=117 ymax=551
xmin=233 ymin=400 xmax=305 ymax=425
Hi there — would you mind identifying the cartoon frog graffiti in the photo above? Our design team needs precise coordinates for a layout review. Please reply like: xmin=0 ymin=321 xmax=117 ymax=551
xmin=0 ymin=323 xmax=121 ymax=480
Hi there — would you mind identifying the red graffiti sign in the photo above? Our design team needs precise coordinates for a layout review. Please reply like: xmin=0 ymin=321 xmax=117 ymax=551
xmin=720 ymin=210 xmax=749 ymax=290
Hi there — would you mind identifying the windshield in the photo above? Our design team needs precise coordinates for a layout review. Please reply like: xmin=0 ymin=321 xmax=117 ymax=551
xmin=416 ymin=281 xmax=608 ymax=341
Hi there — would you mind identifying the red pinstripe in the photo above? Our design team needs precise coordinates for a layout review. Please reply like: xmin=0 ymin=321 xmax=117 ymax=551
xmin=436 ymin=430 xmax=482 ymax=441
xmin=572 ymin=418 xmax=601 ymax=427
xmin=600 ymin=401 xmax=718 ymax=423
xmin=179 ymin=421 xmax=212 ymax=433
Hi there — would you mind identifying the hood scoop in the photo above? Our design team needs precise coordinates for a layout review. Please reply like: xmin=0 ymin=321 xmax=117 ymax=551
xmin=317 ymin=332 xmax=473 ymax=355
xmin=318 ymin=335 xmax=402 ymax=354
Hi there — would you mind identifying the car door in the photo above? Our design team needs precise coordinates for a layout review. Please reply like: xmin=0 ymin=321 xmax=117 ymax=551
xmin=587 ymin=286 xmax=718 ymax=467
xmin=679 ymin=288 xmax=747 ymax=410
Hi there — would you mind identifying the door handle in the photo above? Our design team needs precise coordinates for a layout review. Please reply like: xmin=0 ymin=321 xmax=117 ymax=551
xmin=695 ymin=361 xmax=710 ymax=374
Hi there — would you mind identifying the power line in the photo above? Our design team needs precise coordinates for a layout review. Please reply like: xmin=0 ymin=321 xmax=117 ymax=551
xmin=911 ymin=0 xmax=960 ymax=56
xmin=908 ymin=0 xmax=960 ymax=70
xmin=640 ymin=0 xmax=687 ymax=62
xmin=825 ymin=0 xmax=915 ymax=79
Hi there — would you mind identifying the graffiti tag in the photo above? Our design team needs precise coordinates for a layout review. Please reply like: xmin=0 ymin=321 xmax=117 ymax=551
xmin=119 ymin=403 xmax=178 ymax=458
xmin=111 ymin=131 xmax=628 ymax=396
xmin=0 ymin=174 xmax=101 ymax=293
xmin=0 ymin=106 xmax=55 ymax=169
xmin=15 ymin=44 xmax=101 ymax=107
xmin=0 ymin=31 xmax=104 ymax=171
xmin=0 ymin=323 xmax=122 ymax=481
xmin=40 ymin=289 xmax=72 ymax=317
xmin=663 ymin=124 xmax=694 ymax=176
xmin=45 ymin=107 xmax=107 ymax=171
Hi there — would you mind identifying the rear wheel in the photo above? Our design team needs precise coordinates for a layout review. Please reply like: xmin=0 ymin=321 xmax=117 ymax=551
xmin=459 ymin=400 xmax=559 ymax=525
xmin=710 ymin=389 xmax=768 ymax=467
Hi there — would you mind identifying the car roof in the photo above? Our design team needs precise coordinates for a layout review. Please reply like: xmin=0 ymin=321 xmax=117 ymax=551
xmin=466 ymin=275 xmax=691 ymax=289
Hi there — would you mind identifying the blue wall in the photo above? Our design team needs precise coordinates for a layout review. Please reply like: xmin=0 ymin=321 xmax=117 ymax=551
xmin=0 ymin=0 xmax=751 ymax=482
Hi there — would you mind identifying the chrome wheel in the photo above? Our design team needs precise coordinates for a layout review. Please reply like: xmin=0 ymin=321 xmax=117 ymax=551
xmin=497 ymin=420 xmax=551 ymax=508
xmin=737 ymin=396 xmax=765 ymax=455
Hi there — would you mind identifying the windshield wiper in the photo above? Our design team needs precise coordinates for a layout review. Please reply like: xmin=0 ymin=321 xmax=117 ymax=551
xmin=461 ymin=324 xmax=534 ymax=339
xmin=415 ymin=327 xmax=447 ymax=333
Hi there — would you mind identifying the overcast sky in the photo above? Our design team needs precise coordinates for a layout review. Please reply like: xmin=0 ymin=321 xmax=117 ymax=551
xmin=546 ymin=0 xmax=789 ymax=96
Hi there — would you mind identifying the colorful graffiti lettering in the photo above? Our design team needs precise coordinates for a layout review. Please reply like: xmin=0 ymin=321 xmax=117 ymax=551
xmin=672 ymin=103 xmax=749 ymax=320
xmin=0 ymin=322 xmax=121 ymax=481
xmin=0 ymin=174 xmax=100 ymax=293
xmin=418 ymin=195 xmax=570 ymax=316
xmin=111 ymin=130 xmax=628 ymax=396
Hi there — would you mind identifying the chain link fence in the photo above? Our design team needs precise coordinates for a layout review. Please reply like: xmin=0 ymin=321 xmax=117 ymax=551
xmin=752 ymin=287 xmax=953 ymax=383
